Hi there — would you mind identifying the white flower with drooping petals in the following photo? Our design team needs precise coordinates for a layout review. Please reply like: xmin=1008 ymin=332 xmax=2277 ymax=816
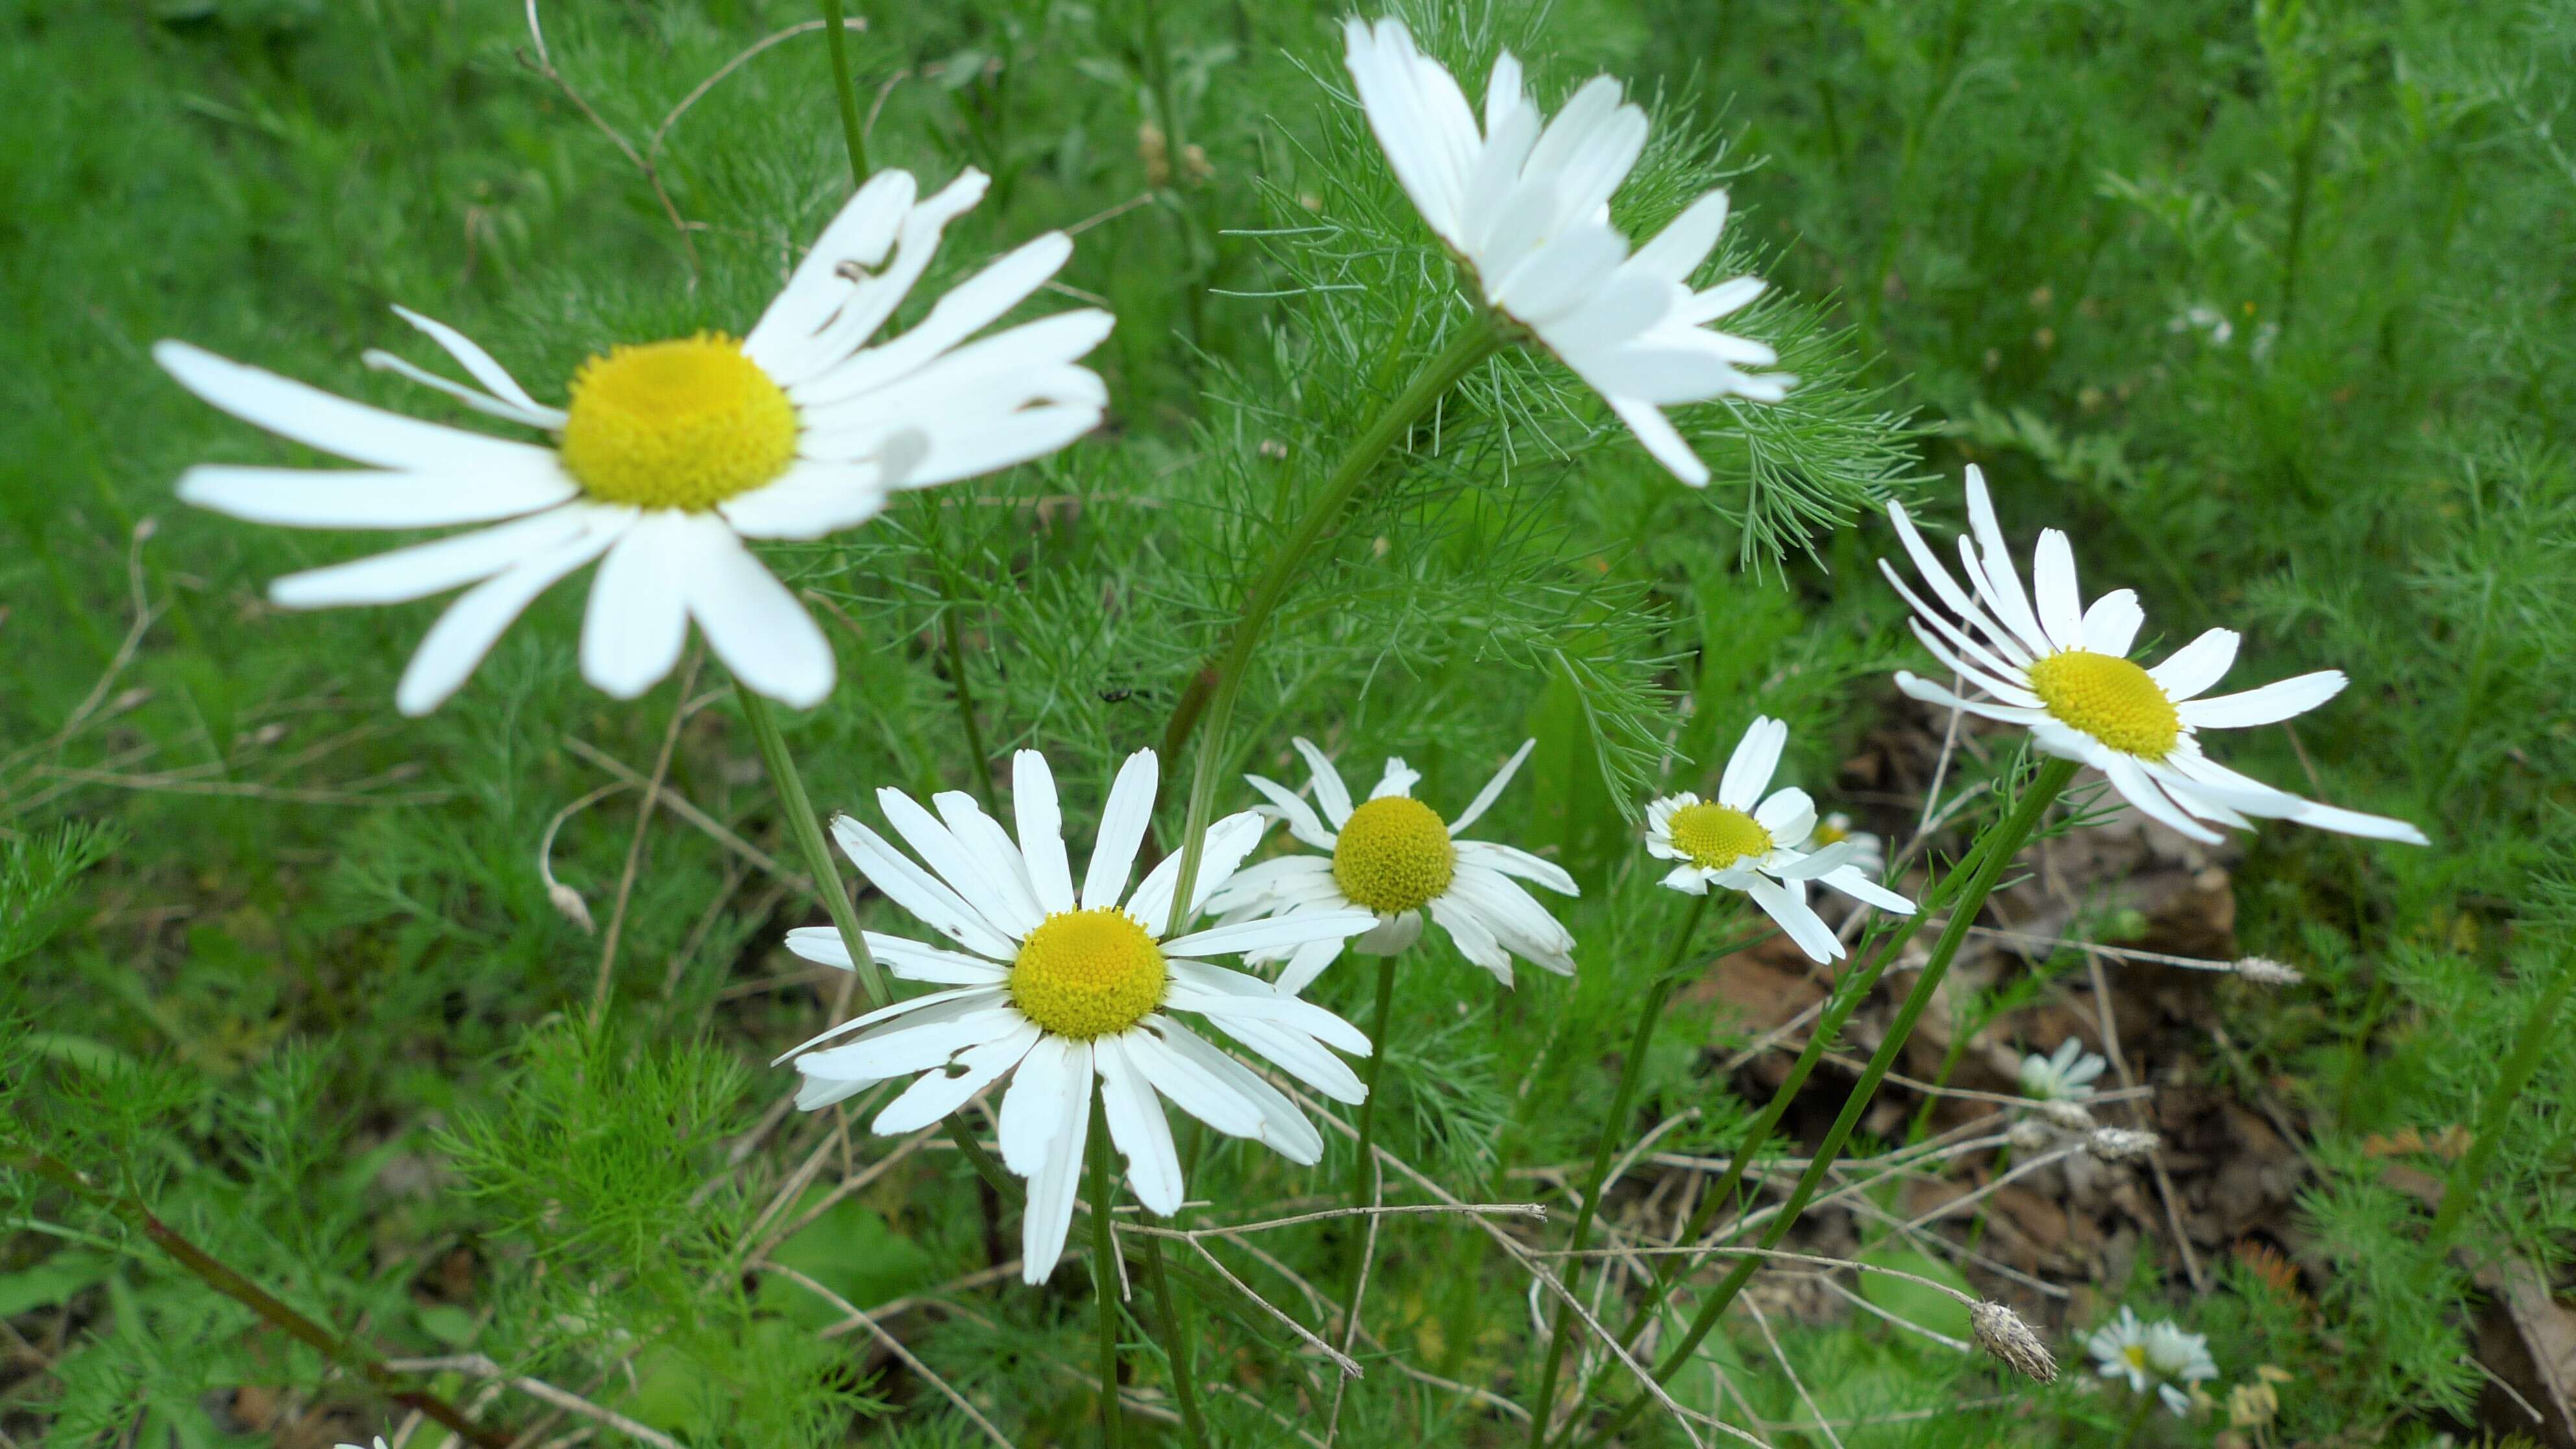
xmin=1881 ymin=467 xmax=2428 ymax=847
xmin=1644 ymin=717 xmax=1916 ymax=963
xmin=776 ymin=748 xmax=1377 ymax=1283
xmin=1205 ymin=739 xmax=1578 ymax=992
xmin=1341 ymin=17 xmax=1789 ymax=486
xmin=2087 ymin=1307 xmax=2218 ymax=1415
xmin=158 ymin=167 xmax=1109 ymax=715
xmin=2018 ymin=1037 xmax=2107 ymax=1103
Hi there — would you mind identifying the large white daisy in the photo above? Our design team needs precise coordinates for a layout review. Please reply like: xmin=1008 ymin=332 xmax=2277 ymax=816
xmin=2087 ymin=1307 xmax=2219 ymax=1416
xmin=1341 ymin=16 xmax=1789 ymax=486
xmin=157 ymin=167 xmax=1109 ymax=715
xmin=1644 ymin=716 xmax=1916 ymax=963
xmin=1204 ymin=738 xmax=1578 ymax=993
xmin=775 ymin=748 xmax=1378 ymax=1283
xmin=1881 ymin=467 xmax=2428 ymax=847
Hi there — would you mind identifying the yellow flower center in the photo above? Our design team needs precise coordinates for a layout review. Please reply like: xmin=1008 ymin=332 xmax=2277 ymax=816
xmin=1009 ymin=908 xmax=1167 ymax=1039
xmin=2025 ymin=650 xmax=2181 ymax=758
xmin=558 ymin=334 xmax=798 ymax=510
xmin=1667 ymin=802 xmax=1772 ymax=871
xmin=2122 ymin=1344 xmax=2150 ymax=1372
xmin=1331 ymin=796 xmax=1455 ymax=913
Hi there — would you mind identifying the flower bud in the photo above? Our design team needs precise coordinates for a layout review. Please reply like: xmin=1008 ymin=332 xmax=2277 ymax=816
xmin=1972 ymin=1301 xmax=2058 ymax=1383
xmin=2087 ymin=1127 xmax=2160 ymax=1163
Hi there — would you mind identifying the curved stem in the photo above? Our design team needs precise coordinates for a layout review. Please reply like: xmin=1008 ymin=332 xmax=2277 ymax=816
xmin=12 ymin=1151 xmax=511 ymax=1449
xmin=1583 ymin=824 xmax=2004 ymax=1380
xmin=736 ymin=686 xmax=1021 ymax=1206
xmin=1525 ymin=893 xmax=1709 ymax=1443
xmin=1088 ymin=1091 xmax=1127 ymax=1448
xmin=815 ymin=0 xmax=869 ymax=186
xmin=1164 ymin=317 xmax=1503 ymax=915
xmin=1572 ymin=757 xmax=2078 ymax=1448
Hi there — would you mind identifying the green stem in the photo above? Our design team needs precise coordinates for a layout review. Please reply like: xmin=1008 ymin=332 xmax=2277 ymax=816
xmin=1088 ymin=1092 xmax=1126 ymax=1448
xmin=2118 ymin=1385 xmax=2158 ymax=1448
xmin=1344 ymin=953 xmax=1402 ymax=1308
xmin=1525 ymin=895 xmax=1709 ymax=1444
xmin=816 ymin=0 xmax=869 ymax=186
xmin=736 ymin=686 xmax=1021 ymax=1206
xmin=929 ymin=505 xmax=999 ymax=810
xmin=1137 ymin=1230 xmax=1210 ymax=1449
xmin=1583 ymin=825 xmax=2003 ymax=1381
xmin=1573 ymin=757 xmax=2077 ymax=1448
xmin=1163 ymin=317 xmax=1503 ymax=915
xmin=11 ymin=1152 xmax=510 ymax=1449
xmin=2425 ymin=948 xmax=2576 ymax=1252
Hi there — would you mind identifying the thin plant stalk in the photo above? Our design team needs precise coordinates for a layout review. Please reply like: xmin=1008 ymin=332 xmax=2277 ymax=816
xmin=1524 ymin=893 xmax=1710 ymax=1443
xmin=815 ymin=0 xmax=869 ymax=186
xmin=12 ymin=1151 xmax=512 ymax=1449
xmin=1585 ymin=823 xmax=2004 ymax=1374
xmin=1571 ymin=756 xmax=2079 ymax=1448
xmin=1088 ymin=1091 xmax=1127 ymax=1448
xmin=1163 ymin=316 xmax=1503 ymax=915
xmin=2424 ymin=948 xmax=2576 ymax=1252
xmin=735 ymin=686 xmax=1020 ymax=1204
xmin=1137 ymin=1229 xmax=1211 ymax=1449
xmin=2118 ymin=1387 xmax=2158 ymax=1448
xmin=1343 ymin=952 xmax=1402 ymax=1307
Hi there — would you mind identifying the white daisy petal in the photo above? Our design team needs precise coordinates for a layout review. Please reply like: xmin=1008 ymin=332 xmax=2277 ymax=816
xmin=1427 ymin=893 xmax=1512 ymax=979
xmin=2031 ymin=529 xmax=2086 ymax=652
xmin=1746 ymin=875 xmax=1842 ymax=963
xmin=1203 ymin=1012 xmax=1368 ymax=1104
xmin=1818 ymin=865 xmax=1914 ymax=914
xmin=1126 ymin=810 xmax=1269 ymax=937
xmin=932 ymin=791 xmax=1050 ymax=933
xmin=361 ymin=348 xmax=563 ymax=428
xmin=177 ymin=464 xmax=577 ymax=530
xmin=156 ymin=341 xmax=556 ymax=473
xmin=998 ymin=1034 xmax=1080 ymax=1177
xmin=1450 ymin=737 xmax=1537 ymax=832
xmin=1243 ymin=772 xmax=1337 ymax=850
xmin=1272 ymin=933 xmax=1350 ymax=997
xmin=1120 ymin=1026 xmax=1267 ymax=1140
xmin=878 ymin=787 xmax=1041 ymax=937
xmin=715 ymin=459 xmax=893 ymax=541
xmin=1080 ymin=749 xmax=1160 ymax=911
xmin=1452 ymin=839 xmax=1578 ymax=897
xmin=872 ymin=1021 xmax=1041 ymax=1135
xmin=386 ymin=305 xmax=558 ymax=417
xmin=2080 ymin=589 xmax=2144 ymax=657
xmin=1753 ymin=786 xmax=1817 ymax=846
xmin=1369 ymin=756 xmax=1422 ymax=800
xmin=1012 ymin=749 xmax=1078 ymax=913
xmin=1442 ymin=867 xmax=1576 ymax=974
xmin=743 ymin=168 xmax=917 ymax=371
xmin=1019 ymin=1041 xmax=1094 ymax=1283
xmin=1718 ymin=715 xmax=1787 ymax=809
xmin=677 ymin=516 xmax=834 ymax=708
xmin=2148 ymin=628 xmax=2241 ymax=700
xmin=2175 ymin=670 xmax=2347 ymax=729
xmin=1095 ymin=1035 xmax=1185 ymax=1215
xmin=1164 ymin=910 xmax=1380 ymax=961
xmin=578 ymin=513 xmax=694 ymax=700
xmin=783 ymin=926 xmax=1008 ymax=985
xmin=1293 ymin=737 xmax=1355 ymax=826
xmin=829 ymin=815 xmax=1021 ymax=959
xmin=1145 ymin=1017 xmax=1324 ymax=1163
xmin=2098 ymin=754 xmax=2225 ymax=845
xmin=394 ymin=515 xmax=627 ymax=716
xmin=268 ymin=508 xmax=591 ymax=609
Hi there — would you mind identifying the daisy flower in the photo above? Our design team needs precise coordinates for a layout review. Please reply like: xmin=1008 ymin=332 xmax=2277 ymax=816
xmin=1881 ymin=467 xmax=2428 ymax=847
xmin=158 ymin=167 xmax=1109 ymax=715
xmin=2018 ymin=1037 xmax=2107 ymax=1103
xmin=1341 ymin=17 xmax=1788 ymax=486
xmin=2087 ymin=1307 xmax=2219 ymax=1415
xmin=1814 ymin=811 xmax=1885 ymax=883
xmin=1205 ymin=738 xmax=1577 ymax=992
xmin=1644 ymin=717 xmax=1916 ymax=963
xmin=775 ymin=748 xmax=1379 ymax=1282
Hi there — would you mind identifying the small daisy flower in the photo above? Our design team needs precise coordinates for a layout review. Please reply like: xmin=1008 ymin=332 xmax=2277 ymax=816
xmin=2018 ymin=1037 xmax=2107 ymax=1102
xmin=2087 ymin=1307 xmax=2218 ymax=1415
xmin=1814 ymin=811 xmax=1885 ymax=883
xmin=159 ymin=167 xmax=1109 ymax=715
xmin=776 ymin=748 xmax=1378 ymax=1283
xmin=1881 ymin=468 xmax=2428 ymax=847
xmin=1644 ymin=717 xmax=1916 ymax=963
xmin=1341 ymin=17 xmax=1789 ymax=486
xmin=1205 ymin=739 xmax=1577 ymax=993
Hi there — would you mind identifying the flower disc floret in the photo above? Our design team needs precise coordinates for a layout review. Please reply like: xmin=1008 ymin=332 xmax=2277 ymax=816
xmin=1331 ymin=796 xmax=1457 ymax=913
xmin=2025 ymin=650 xmax=2180 ymax=758
xmin=1666 ymin=801 xmax=1772 ymax=871
xmin=1008 ymin=908 xmax=1167 ymax=1039
xmin=558 ymin=333 xmax=797 ymax=510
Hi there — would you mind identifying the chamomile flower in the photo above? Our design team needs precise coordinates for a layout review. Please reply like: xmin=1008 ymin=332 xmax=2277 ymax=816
xmin=1815 ymin=811 xmax=1885 ymax=883
xmin=775 ymin=748 xmax=1378 ymax=1283
xmin=1206 ymin=739 xmax=1577 ymax=992
xmin=1881 ymin=468 xmax=2428 ymax=847
xmin=2087 ymin=1307 xmax=2219 ymax=1415
xmin=1341 ymin=17 xmax=1788 ymax=486
xmin=1644 ymin=717 xmax=1916 ymax=963
xmin=2018 ymin=1037 xmax=2107 ymax=1103
xmin=158 ymin=167 xmax=1109 ymax=715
